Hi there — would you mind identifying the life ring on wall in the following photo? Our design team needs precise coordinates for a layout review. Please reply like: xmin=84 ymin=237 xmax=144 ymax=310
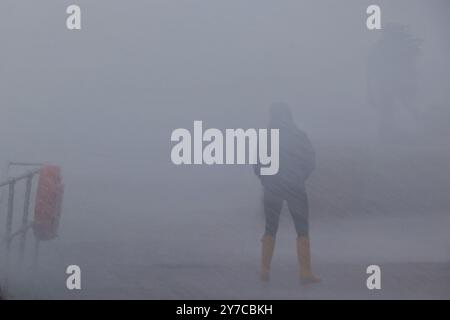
xmin=33 ymin=165 xmax=64 ymax=241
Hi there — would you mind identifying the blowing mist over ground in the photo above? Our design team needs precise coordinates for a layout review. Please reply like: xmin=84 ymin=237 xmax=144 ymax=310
xmin=1 ymin=0 xmax=450 ymax=299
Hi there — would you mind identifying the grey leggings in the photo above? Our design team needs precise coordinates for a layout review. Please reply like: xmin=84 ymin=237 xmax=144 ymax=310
xmin=263 ymin=187 xmax=309 ymax=237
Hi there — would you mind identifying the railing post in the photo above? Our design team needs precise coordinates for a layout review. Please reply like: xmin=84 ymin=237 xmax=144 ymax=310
xmin=4 ymin=181 xmax=15 ymax=293
xmin=30 ymin=236 xmax=41 ymax=295
xmin=19 ymin=175 xmax=33 ymax=269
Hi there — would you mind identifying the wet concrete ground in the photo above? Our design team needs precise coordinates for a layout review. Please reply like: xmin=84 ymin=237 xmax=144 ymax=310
xmin=4 ymin=213 xmax=450 ymax=300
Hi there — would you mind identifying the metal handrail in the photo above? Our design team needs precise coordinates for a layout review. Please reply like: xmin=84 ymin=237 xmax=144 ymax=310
xmin=0 ymin=222 xmax=34 ymax=246
xmin=1 ymin=167 xmax=42 ymax=294
xmin=0 ymin=169 xmax=41 ymax=188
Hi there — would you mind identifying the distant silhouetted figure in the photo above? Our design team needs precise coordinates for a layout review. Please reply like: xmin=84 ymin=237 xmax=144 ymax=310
xmin=367 ymin=24 xmax=422 ymax=140
xmin=254 ymin=103 xmax=320 ymax=284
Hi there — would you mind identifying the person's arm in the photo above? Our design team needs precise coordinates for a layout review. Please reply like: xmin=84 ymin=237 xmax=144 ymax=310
xmin=305 ymin=135 xmax=316 ymax=174
xmin=253 ymin=162 xmax=261 ymax=177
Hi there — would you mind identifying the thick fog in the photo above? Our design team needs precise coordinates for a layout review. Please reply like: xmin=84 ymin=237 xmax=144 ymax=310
xmin=1 ymin=0 xmax=450 ymax=299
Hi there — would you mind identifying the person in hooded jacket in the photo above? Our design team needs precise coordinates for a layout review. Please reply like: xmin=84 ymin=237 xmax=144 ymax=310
xmin=254 ymin=103 xmax=320 ymax=284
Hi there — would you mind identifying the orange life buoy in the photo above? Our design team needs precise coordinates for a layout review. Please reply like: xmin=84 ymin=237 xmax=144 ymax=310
xmin=33 ymin=165 xmax=64 ymax=241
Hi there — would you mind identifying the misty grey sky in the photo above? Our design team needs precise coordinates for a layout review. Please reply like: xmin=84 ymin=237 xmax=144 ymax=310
xmin=0 ymin=0 xmax=449 ymax=190
xmin=1 ymin=1 xmax=448 ymax=148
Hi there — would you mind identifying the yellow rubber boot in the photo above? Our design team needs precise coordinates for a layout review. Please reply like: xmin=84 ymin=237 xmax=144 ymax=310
xmin=260 ymin=235 xmax=275 ymax=282
xmin=297 ymin=236 xmax=321 ymax=284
